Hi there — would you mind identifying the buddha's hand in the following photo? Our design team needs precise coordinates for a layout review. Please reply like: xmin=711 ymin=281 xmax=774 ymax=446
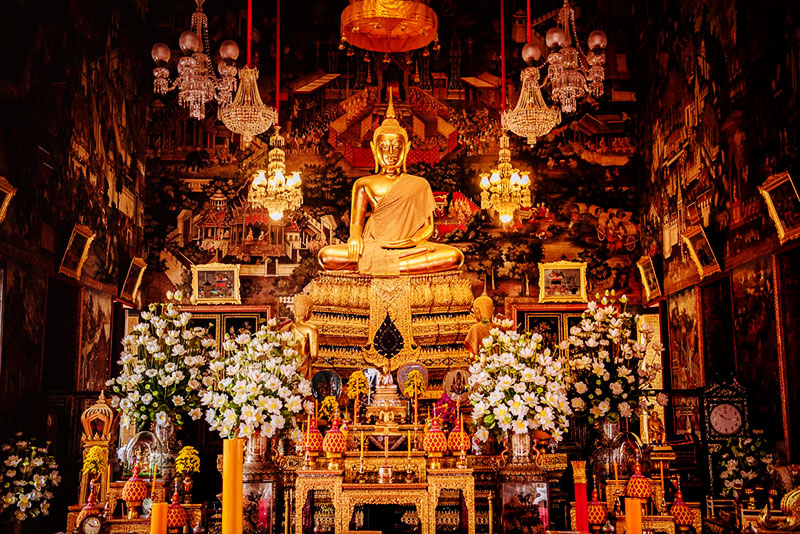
xmin=381 ymin=238 xmax=417 ymax=249
xmin=347 ymin=236 xmax=363 ymax=261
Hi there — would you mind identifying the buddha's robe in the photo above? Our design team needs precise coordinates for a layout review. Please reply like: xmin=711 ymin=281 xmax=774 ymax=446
xmin=358 ymin=174 xmax=435 ymax=275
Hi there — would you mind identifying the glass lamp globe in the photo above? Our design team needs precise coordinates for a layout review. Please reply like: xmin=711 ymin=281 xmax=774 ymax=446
xmin=179 ymin=31 xmax=200 ymax=53
xmin=219 ymin=39 xmax=240 ymax=60
xmin=521 ymin=42 xmax=542 ymax=64
xmin=545 ymin=27 xmax=566 ymax=48
xmin=151 ymin=43 xmax=170 ymax=63
xmin=587 ymin=30 xmax=608 ymax=51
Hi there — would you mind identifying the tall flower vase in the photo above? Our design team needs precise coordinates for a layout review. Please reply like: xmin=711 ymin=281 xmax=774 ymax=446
xmin=154 ymin=418 xmax=178 ymax=486
xmin=222 ymin=438 xmax=244 ymax=534
xmin=11 ymin=522 xmax=22 ymax=534
xmin=509 ymin=431 xmax=532 ymax=464
xmin=589 ymin=419 xmax=621 ymax=482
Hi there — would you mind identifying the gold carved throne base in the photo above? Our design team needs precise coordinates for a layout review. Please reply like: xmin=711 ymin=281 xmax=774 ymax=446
xmin=308 ymin=270 xmax=474 ymax=373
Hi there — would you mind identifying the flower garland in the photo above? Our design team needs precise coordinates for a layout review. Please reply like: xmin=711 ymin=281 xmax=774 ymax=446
xmin=199 ymin=320 xmax=312 ymax=439
xmin=0 ymin=434 xmax=60 ymax=523
xmin=175 ymin=446 xmax=201 ymax=476
xmin=717 ymin=435 xmax=775 ymax=497
xmin=468 ymin=327 xmax=571 ymax=442
xmin=108 ymin=291 xmax=214 ymax=429
xmin=81 ymin=446 xmax=108 ymax=480
xmin=433 ymin=392 xmax=458 ymax=432
xmin=566 ymin=291 xmax=663 ymax=425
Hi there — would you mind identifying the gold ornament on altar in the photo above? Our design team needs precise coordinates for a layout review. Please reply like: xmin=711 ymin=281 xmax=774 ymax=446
xmin=340 ymin=0 xmax=438 ymax=53
xmin=79 ymin=392 xmax=117 ymax=504
xmin=502 ymin=66 xmax=561 ymax=146
xmin=218 ymin=66 xmax=277 ymax=145
xmin=248 ymin=128 xmax=302 ymax=221
xmin=464 ymin=293 xmax=494 ymax=356
xmin=479 ymin=134 xmax=532 ymax=224
xmin=317 ymin=89 xmax=463 ymax=275
xmin=81 ymin=391 xmax=117 ymax=442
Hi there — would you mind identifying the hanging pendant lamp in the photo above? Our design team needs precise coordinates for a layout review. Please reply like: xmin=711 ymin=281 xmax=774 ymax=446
xmin=219 ymin=0 xmax=277 ymax=145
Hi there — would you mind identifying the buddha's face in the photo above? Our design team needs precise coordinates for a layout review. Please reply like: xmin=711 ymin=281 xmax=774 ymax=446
xmin=372 ymin=132 xmax=408 ymax=174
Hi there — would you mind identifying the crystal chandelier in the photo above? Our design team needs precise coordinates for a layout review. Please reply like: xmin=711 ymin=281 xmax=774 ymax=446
xmin=502 ymin=66 xmax=561 ymax=145
xmin=248 ymin=128 xmax=302 ymax=221
xmin=479 ymin=134 xmax=532 ymax=224
xmin=151 ymin=0 xmax=239 ymax=120
xmin=545 ymin=0 xmax=607 ymax=114
xmin=218 ymin=67 xmax=277 ymax=145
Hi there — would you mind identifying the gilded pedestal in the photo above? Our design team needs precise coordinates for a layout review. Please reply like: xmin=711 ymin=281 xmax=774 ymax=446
xmin=309 ymin=271 xmax=474 ymax=373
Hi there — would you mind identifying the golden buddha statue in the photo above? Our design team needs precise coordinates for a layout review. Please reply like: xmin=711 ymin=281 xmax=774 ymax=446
xmin=464 ymin=294 xmax=494 ymax=356
xmin=284 ymin=295 xmax=318 ymax=379
xmin=317 ymin=90 xmax=464 ymax=275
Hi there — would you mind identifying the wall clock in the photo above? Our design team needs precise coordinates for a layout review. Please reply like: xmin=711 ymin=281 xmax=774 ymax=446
xmin=702 ymin=379 xmax=750 ymax=491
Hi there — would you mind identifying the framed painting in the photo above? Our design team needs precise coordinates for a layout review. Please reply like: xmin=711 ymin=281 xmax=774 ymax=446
xmin=672 ymin=394 xmax=701 ymax=437
xmin=637 ymin=256 xmax=662 ymax=301
xmin=668 ymin=287 xmax=702 ymax=389
xmin=124 ymin=309 xmax=141 ymax=336
xmin=519 ymin=312 xmax=562 ymax=349
xmin=191 ymin=263 xmax=241 ymax=304
xmin=188 ymin=314 xmax=221 ymax=346
xmin=759 ymin=171 xmax=800 ymax=244
xmin=562 ymin=313 xmax=584 ymax=340
xmin=0 ymin=176 xmax=16 ymax=224
xmin=120 ymin=257 xmax=147 ymax=302
xmin=538 ymin=261 xmax=587 ymax=303
xmin=79 ymin=287 xmax=112 ymax=391
xmin=681 ymin=225 xmax=721 ymax=279
xmin=222 ymin=314 xmax=259 ymax=337
xmin=502 ymin=481 xmax=550 ymax=533
xmin=59 ymin=224 xmax=95 ymax=280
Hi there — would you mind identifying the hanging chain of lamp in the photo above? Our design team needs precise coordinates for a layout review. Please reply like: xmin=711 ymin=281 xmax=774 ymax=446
xmin=501 ymin=0 xmax=560 ymax=146
xmin=218 ymin=0 xmax=277 ymax=145
xmin=480 ymin=0 xmax=533 ymax=225
xmin=247 ymin=0 xmax=302 ymax=221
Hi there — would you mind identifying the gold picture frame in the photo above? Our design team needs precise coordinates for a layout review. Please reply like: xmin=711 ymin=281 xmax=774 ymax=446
xmin=758 ymin=171 xmax=800 ymax=244
xmin=681 ymin=225 xmax=721 ymax=279
xmin=59 ymin=224 xmax=95 ymax=280
xmin=0 ymin=176 xmax=16 ymax=224
xmin=538 ymin=260 xmax=588 ymax=303
xmin=637 ymin=255 xmax=662 ymax=301
xmin=120 ymin=257 xmax=147 ymax=302
xmin=191 ymin=263 xmax=241 ymax=305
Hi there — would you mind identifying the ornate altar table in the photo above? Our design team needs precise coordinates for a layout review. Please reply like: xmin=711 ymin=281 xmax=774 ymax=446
xmin=340 ymin=483 xmax=432 ymax=534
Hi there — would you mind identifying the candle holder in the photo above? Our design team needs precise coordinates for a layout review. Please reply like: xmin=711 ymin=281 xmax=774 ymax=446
xmin=404 ymin=460 xmax=415 ymax=482
xmin=456 ymin=447 xmax=468 ymax=469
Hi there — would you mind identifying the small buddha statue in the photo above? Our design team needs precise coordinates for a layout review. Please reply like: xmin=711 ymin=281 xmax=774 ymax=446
xmin=648 ymin=411 xmax=666 ymax=446
xmin=465 ymin=294 xmax=494 ymax=355
xmin=380 ymin=362 xmax=394 ymax=386
xmin=317 ymin=89 xmax=464 ymax=275
xmin=287 ymin=295 xmax=318 ymax=379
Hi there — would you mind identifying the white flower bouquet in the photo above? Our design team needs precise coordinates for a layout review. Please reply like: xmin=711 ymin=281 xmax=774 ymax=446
xmin=468 ymin=325 xmax=572 ymax=443
xmin=0 ymin=434 xmax=60 ymax=523
xmin=717 ymin=435 xmax=775 ymax=497
xmin=108 ymin=291 xmax=214 ymax=429
xmin=565 ymin=291 xmax=663 ymax=425
xmin=199 ymin=320 xmax=312 ymax=440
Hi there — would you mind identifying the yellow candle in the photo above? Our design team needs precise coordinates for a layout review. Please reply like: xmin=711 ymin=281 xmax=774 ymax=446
xmin=659 ymin=461 xmax=665 ymax=496
xmin=407 ymin=430 xmax=411 ymax=457
xmin=151 ymin=462 xmax=157 ymax=496
xmin=222 ymin=438 xmax=244 ymax=534
xmin=625 ymin=497 xmax=642 ymax=534
xmin=360 ymin=431 xmax=365 ymax=458
xmin=613 ymin=461 xmax=619 ymax=484
xmin=149 ymin=502 xmax=167 ymax=534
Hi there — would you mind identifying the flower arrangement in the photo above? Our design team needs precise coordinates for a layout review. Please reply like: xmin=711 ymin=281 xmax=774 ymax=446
xmin=174 ymin=446 xmax=200 ymax=476
xmin=81 ymin=446 xmax=108 ymax=480
xmin=433 ymin=393 xmax=458 ymax=432
xmin=468 ymin=328 xmax=571 ymax=442
xmin=717 ymin=435 xmax=775 ymax=497
xmin=347 ymin=371 xmax=368 ymax=422
xmin=318 ymin=396 xmax=339 ymax=423
xmin=0 ymin=433 xmax=60 ymax=523
xmin=565 ymin=291 xmax=663 ymax=425
xmin=403 ymin=370 xmax=425 ymax=398
xmin=199 ymin=321 xmax=312 ymax=439
xmin=108 ymin=291 xmax=214 ymax=429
